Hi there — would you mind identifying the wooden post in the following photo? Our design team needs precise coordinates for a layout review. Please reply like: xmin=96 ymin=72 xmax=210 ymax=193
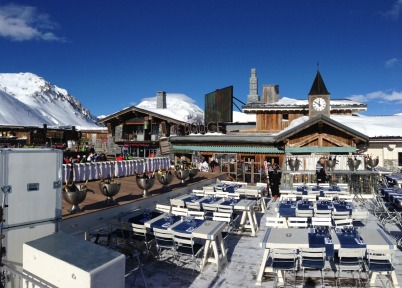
xmin=251 ymin=159 xmax=255 ymax=184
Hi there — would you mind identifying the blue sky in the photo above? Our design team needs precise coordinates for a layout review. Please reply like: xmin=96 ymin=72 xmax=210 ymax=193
xmin=0 ymin=0 xmax=401 ymax=116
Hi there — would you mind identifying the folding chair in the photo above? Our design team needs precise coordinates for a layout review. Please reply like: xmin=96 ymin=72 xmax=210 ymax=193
xmin=311 ymin=217 xmax=332 ymax=228
xmin=296 ymin=209 xmax=313 ymax=218
xmin=153 ymin=227 xmax=176 ymax=261
xmin=244 ymin=190 xmax=262 ymax=211
xmin=226 ymin=192 xmax=240 ymax=200
xmin=324 ymin=191 xmax=339 ymax=199
xmin=352 ymin=210 xmax=369 ymax=228
xmin=216 ymin=191 xmax=228 ymax=198
xmin=213 ymin=211 xmax=237 ymax=233
xmin=332 ymin=210 xmax=350 ymax=220
xmin=202 ymin=202 xmax=218 ymax=220
xmin=186 ymin=201 xmax=201 ymax=211
xmin=314 ymin=209 xmax=332 ymax=218
xmin=266 ymin=217 xmax=287 ymax=228
xmin=300 ymin=247 xmax=326 ymax=287
xmin=337 ymin=248 xmax=366 ymax=287
xmin=187 ymin=210 xmax=205 ymax=220
xmin=302 ymin=195 xmax=317 ymax=202
xmin=334 ymin=218 xmax=353 ymax=228
xmin=155 ymin=204 xmax=171 ymax=214
xmin=366 ymin=249 xmax=399 ymax=288
xmin=270 ymin=248 xmax=298 ymax=287
xmin=280 ymin=195 xmax=297 ymax=202
xmin=287 ymin=217 xmax=308 ymax=228
xmin=338 ymin=195 xmax=353 ymax=202
xmin=171 ymin=207 xmax=188 ymax=217
xmin=204 ymin=190 xmax=216 ymax=197
xmin=172 ymin=231 xmax=204 ymax=275
xmin=203 ymin=186 xmax=215 ymax=192
xmin=192 ymin=189 xmax=205 ymax=196
xmin=130 ymin=222 xmax=155 ymax=261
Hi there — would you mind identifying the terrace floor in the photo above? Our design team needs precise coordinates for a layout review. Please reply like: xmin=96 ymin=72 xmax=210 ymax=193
xmin=62 ymin=172 xmax=225 ymax=219
xmin=125 ymin=197 xmax=402 ymax=288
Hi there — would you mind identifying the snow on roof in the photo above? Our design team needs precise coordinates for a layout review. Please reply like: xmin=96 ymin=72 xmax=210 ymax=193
xmin=136 ymin=93 xmax=204 ymax=124
xmin=232 ymin=111 xmax=256 ymax=123
xmin=245 ymin=97 xmax=366 ymax=107
xmin=281 ymin=114 xmax=402 ymax=138
xmin=332 ymin=114 xmax=402 ymax=138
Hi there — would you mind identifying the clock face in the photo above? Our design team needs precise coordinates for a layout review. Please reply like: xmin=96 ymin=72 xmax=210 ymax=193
xmin=312 ymin=97 xmax=326 ymax=111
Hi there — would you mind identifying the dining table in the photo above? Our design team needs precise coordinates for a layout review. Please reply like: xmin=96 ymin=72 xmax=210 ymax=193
xmin=234 ymin=199 xmax=259 ymax=236
xmin=332 ymin=228 xmax=399 ymax=288
xmin=236 ymin=185 xmax=266 ymax=210
xmin=126 ymin=211 xmax=228 ymax=274
xmin=256 ymin=228 xmax=309 ymax=286
xmin=191 ymin=220 xmax=228 ymax=273
xmin=278 ymin=200 xmax=314 ymax=217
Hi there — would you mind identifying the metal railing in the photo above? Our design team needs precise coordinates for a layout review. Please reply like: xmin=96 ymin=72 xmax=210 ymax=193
xmin=0 ymin=264 xmax=55 ymax=288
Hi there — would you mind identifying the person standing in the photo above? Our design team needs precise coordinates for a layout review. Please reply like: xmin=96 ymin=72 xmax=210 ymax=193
xmin=316 ymin=157 xmax=327 ymax=184
xmin=268 ymin=163 xmax=282 ymax=199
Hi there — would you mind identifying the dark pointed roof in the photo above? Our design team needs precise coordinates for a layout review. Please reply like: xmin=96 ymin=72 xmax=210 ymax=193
xmin=308 ymin=70 xmax=329 ymax=95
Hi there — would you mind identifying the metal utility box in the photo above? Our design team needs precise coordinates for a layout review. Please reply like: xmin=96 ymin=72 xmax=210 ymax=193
xmin=0 ymin=148 xmax=62 ymax=266
xmin=23 ymin=232 xmax=125 ymax=288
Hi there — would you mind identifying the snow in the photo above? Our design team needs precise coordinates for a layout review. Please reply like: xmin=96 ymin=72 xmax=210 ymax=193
xmin=255 ymin=97 xmax=365 ymax=107
xmin=136 ymin=93 xmax=204 ymax=124
xmin=136 ymin=94 xmax=257 ymax=124
xmin=279 ymin=114 xmax=402 ymax=138
xmin=0 ymin=73 xmax=104 ymax=130
xmin=332 ymin=114 xmax=402 ymax=138
xmin=233 ymin=111 xmax=256 ymax=123
xmin=0 ymin=89 xmax=51 ymax=126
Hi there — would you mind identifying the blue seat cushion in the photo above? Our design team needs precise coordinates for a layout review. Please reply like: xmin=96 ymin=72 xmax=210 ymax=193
xmin=368 ymin=260 xmax=394 ymax=272
xmin=352 ymin=220 xmax=365 ymax=227
xmin=204 ymin=211 xmax=214 ymax=219
xmin=301 ymin=259 xmax=325 ymax=270
xmin=176 ymin=243 xmax=203 ymax=255
xmin=132 ymin=233 xmax=155 ymax=243
xmin=272 ymin=260 xmax=296 ymax=270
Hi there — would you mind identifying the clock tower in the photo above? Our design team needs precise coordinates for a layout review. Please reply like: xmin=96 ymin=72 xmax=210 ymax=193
xmin=308 ymin=70 xmax=331 ymax=118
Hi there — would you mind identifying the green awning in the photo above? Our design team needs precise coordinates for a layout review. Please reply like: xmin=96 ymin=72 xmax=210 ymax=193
xmin=285 ymin=147 xmax=356 ymax=153
xmin=172 ymin=145 xmax=283 ymax=154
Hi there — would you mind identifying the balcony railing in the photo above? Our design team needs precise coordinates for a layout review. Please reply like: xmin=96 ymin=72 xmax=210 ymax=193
xmin=116 ymin=133 xmax=159 ymax=142
xmin=0 ymin=264 xmax=55 ymax=288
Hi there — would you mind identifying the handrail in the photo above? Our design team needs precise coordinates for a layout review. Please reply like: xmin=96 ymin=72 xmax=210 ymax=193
xmin=1 ymin=264 xmax=56 ymax=288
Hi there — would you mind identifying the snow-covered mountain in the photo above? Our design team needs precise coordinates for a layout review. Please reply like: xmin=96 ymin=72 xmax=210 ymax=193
xmin=0 ymin=73 xmax=103 ymax=130
xmin=136 ymin=93 xmax=204 ymax=124
xmin=135 ymin=93 xmax=256 ymax=124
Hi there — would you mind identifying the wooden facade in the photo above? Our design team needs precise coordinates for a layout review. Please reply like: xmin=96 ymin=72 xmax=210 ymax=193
xmin=275 ymin=116 xmax=368 ymax=153
xmin=256 ymin=111 xmax=307 ymax=132
xmin=99 ymin=106 xmax=187 ymax=156
xmin=255 ymin=109 xmax=361 ymax=133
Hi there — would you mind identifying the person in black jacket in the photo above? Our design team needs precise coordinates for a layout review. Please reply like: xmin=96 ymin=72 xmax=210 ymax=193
xmin=316 ymin=157 xmax=327 ymax=184
xmin=268 ymin=163 xmax=282 ymax=198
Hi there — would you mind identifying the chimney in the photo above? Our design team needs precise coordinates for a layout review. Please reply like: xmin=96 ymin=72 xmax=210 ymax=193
xmin=156 ymin=91 xmax=167 ymax=109
xmin=262 ymin=85 xmax=280 ymax=104
xmin=247 ymin=68 xmax=259 ymax=103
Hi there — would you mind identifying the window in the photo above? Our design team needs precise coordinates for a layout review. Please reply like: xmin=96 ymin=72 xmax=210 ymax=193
xmin=282 ymin=114 xmax=289 ymax=121
xmin=398 ymin=152 xmax=402 ymax=166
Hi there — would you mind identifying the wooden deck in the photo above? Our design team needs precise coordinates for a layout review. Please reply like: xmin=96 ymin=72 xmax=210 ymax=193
xmin=62 ymin=172 xmax=225 ymax=219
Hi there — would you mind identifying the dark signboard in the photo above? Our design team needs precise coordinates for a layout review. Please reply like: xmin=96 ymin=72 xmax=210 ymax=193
xmin=204 ymin=86 xmax=233 ymax=123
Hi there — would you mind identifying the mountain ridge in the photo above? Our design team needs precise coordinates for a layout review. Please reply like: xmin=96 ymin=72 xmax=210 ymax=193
xmin=0 ymin=72 xmax=103 ymax=129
